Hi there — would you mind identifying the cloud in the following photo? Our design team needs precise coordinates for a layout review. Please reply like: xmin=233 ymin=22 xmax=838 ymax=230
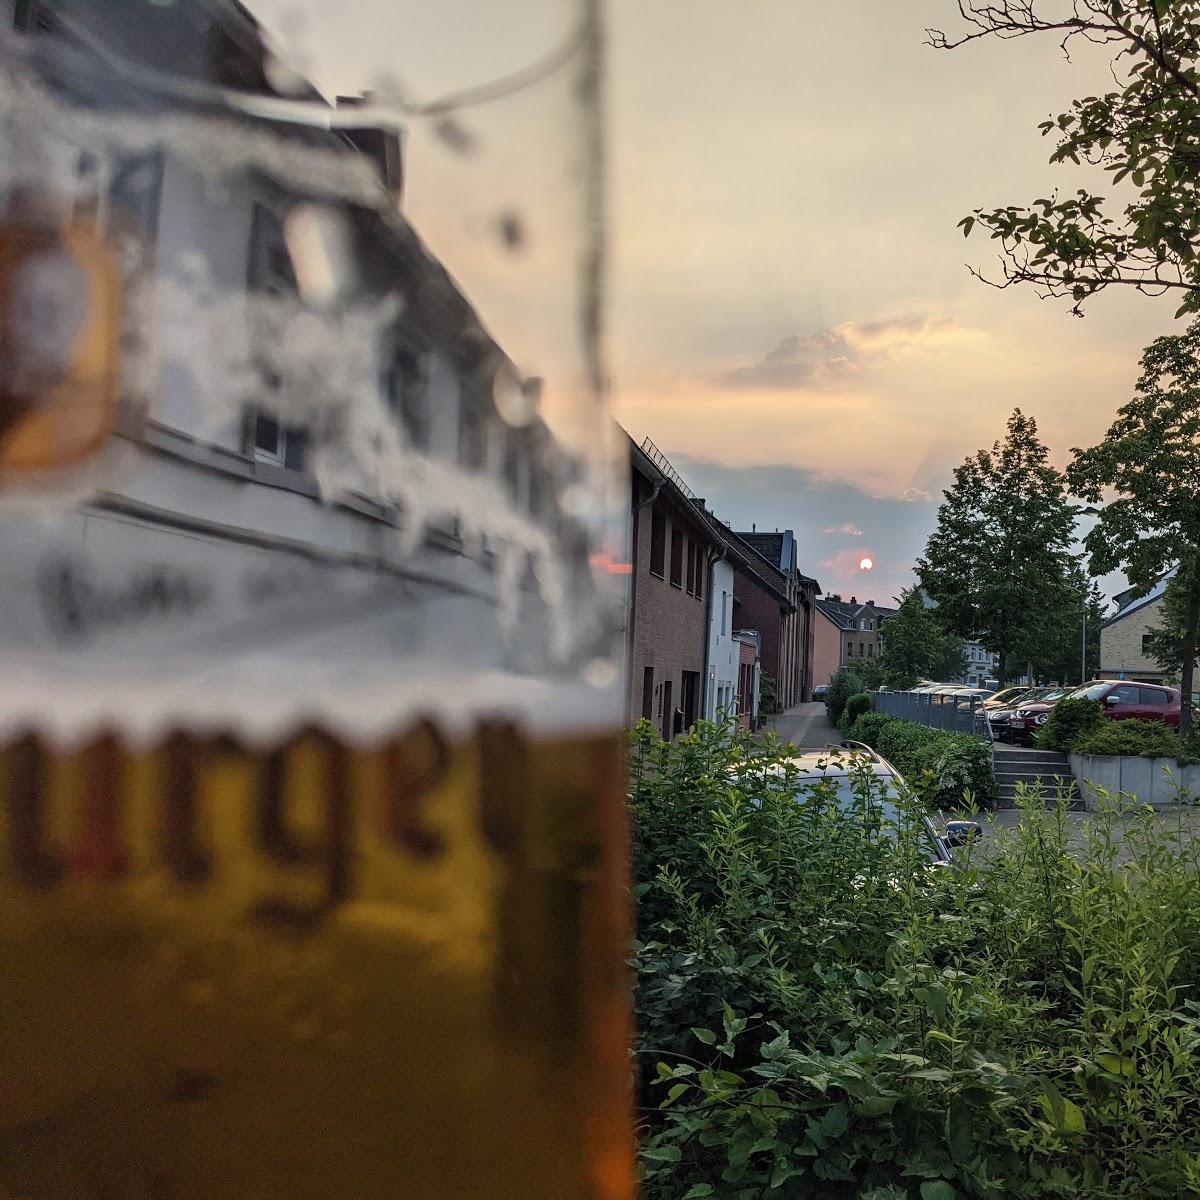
xmin=717 ymin=315 xmax=954 ymax=390
xmin=825 ymin=522 xmax=864 ymax=536
xmin=900 ymin=488 xmax=933 ymax=503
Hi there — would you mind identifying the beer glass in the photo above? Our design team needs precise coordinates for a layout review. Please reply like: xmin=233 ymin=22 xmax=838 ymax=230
xmin=0 ymin=3 xmax=632 ymax=1197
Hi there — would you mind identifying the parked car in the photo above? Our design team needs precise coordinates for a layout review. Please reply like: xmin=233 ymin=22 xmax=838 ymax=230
xmin=813 ymin=684 xmax=830 ymax=700
xmin=995 ymin=687 xmax=1071 ymax=745
xmin=775 ymin=743 xmax=982 ymax=862
xmin=1067 ymin=679 xmax=1183 ymax=727
xmin=983 ymin=685 xmax=1035 ymax=711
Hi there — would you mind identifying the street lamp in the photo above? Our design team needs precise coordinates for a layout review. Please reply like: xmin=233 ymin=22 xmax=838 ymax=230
xmin=1079 ymin=505 xmax=1103 ymax=684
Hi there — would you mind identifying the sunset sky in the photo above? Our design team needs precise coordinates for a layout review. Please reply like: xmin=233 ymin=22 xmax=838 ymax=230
xmin=249 ymin=0 xmax=1174 ymax=604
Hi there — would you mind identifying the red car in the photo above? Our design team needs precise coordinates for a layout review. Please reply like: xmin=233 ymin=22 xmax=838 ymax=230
xmin=1070 ymin=680 xmax=1182 ymax=726
xmin=1009 ymin=679 xmax=1182 ymax=744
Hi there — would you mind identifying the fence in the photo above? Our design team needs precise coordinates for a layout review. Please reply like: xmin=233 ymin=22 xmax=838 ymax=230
xmin=875 ymin=691 xmax=991 ymax=739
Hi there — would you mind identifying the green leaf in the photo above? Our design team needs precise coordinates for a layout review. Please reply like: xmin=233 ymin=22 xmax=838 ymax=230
xmin=1040 ymin=1085 xmax=1088 ymax=1135
xmin=921 ymin=1183 xmax=957 ymax=1200
xmin=1096 ymin=1053 xmax=1136 ymax=1077
xmin=642 ymin=1143 xmax=682 ymax=1164
xmin=946 ymin=1095 xmax=974 ymax=1164
xmin=661 ymin=1083 xmax=689 ymax=1108
xmin=857 ymin=1095 xmax=898 ymax=1117
xmin=682 ymin=1187 xmax=714 ymax=1199
xmin=821 ymin=1101 xmax=849 ymax=1137
xmin=692 ymin=1027 xmax=717 ymax=1045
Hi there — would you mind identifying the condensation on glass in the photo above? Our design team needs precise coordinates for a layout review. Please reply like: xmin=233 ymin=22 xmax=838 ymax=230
xmin=0 ymin=3 xmax=632 ymax=1198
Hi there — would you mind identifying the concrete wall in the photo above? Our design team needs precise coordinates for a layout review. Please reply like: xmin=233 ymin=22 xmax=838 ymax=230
xmin=1070 ymin=754 xmax=1200 ymax=808
xmin=706 ymin=557 xmax=738 ymax=721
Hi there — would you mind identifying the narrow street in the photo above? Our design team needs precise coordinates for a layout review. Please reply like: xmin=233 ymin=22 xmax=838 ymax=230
xmin=769 ymin=701 xmax=842 ymax=750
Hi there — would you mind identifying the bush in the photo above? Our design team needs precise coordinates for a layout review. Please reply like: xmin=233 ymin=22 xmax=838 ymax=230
xmin=1073 ymin=717 xmax=1185 ymax=760
xmin=631 ymin=718 xmax=1200 ymax=1200
xmin=759 ymin=673 xmax=780 ymax=716
xmin=1036 ymin=696 xmax=1103 ymax=752
xmin=826 ymin=665 xmax=869 ymax=724
xmin=846 ymin=709 xmax=892 ymax=746
xmin=840 ymin=690 xmax=873 ymax=732
xmin=850 ymin=712 xmax=996 ymax=809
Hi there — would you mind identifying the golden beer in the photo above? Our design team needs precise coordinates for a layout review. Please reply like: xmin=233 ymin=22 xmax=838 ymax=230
xmin=0 ymin=0 xmax=632 ymax=1194
xmin=0 ymin=725 xmax=632 ymax=1199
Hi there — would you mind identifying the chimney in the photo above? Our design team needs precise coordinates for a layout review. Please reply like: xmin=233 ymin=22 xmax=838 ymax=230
xmin=752 ymin=522 xmax=756 ymax=532
xmin=867 ymin=600 xmax=875 ymax=607
xmin=850 ymin=596 xmax=857 ymax=605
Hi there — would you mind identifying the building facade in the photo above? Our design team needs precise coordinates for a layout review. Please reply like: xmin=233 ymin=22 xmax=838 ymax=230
xmin=1100 ymin=569 xmax=1180 ymax=684
xmin=627 ymin=441 xmax=723 ymax=740
xmin=733 ymin=530 xmax=819 ymax=708
xmin=813 ymin=596 xmax=896 ymax=678
xmin=706 ymin=556 xmax=739 ymax=721
xmin=1 ymin=0 xmax=593 ymax=704
xmin=735 ymin=634 xmax=760 ymax=731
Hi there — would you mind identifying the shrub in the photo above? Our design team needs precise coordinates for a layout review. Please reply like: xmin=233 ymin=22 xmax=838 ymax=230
xmin=1073 ymin=718 xmax=1185 ymax=760
xmin=846 ymin=709 xmax=892 ymax=746
xmin=759 ymin=673 xmax=780 ymax=716
xmin=840 ymin=690 xmax=873 ymax=732
xmin=631 ymin=719 xmax=1200 ymax=1200
xmin=825 ymin=665 xmax=867 ymax=724
xmin=851 ymin=712 xmax=996 ymax=809
xmin=1036 ymin=696 xmax=1103 ymax=752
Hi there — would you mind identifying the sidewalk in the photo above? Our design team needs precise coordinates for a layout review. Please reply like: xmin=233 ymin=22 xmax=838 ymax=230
xmin=769 ymin=701 xmax=842 ymax=750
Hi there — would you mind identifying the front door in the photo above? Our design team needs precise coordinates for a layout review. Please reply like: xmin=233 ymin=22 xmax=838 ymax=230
xmin=661 ymin=679 xmax=673 ymax=741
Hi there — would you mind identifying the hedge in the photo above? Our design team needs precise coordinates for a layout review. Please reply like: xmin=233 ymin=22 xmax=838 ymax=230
xmin=848 ymin=711 xmax=996 ymax=809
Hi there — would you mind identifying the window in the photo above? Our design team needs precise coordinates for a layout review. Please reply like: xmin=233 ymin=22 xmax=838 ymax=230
xmin=246 ymin=204 xmax=308 ymax=469
xmin=386 ymin=345 xmax=429 ymax=450
xmin=686 ymin=540 xmax=698 ymax=596
xmin=720 ymin=590 xmax=728 ymax=635
xmin=642 ymin=668 xmax=654 ymax=720
xmin=649 ymin=509 xmax=666 ymax=577
xmin=458 ymin=395 xmax=489 ymax=471
xmin=1112 ymin=684 xmax=1140 ymax=704
xmin=1142 ymin=634 xmax=1154 ymax=654
xmin=867 ymin=643 xmax=874 ymax=657
xmin=670 ymin=526 xmax=684 ymax=588
xmin=696 ymin=555 xmax=706 ymax=599
xmin=1140 ymin=687 xmax=1169 ymax=706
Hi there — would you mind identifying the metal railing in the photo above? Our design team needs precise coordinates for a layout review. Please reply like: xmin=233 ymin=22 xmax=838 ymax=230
xmin=640 ymin=437 xmax=697 ymax=500
xmin=875 ymin=690 xmax=991 ymax=738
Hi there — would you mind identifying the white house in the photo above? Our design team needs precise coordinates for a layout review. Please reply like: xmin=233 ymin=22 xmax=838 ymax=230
xmin=706 ymin=556 xmax=738 ymax=721
xmin=0 ymin=0 xmax=600 ymax=729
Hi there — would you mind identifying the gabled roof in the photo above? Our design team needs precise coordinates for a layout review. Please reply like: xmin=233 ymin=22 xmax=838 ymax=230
xmin=731 ymin=529 xmax=819 ymax=590
xmin=815 ymin=597 xmax=897 ymax=630
xmin=1104 ymin=566 xmax=1178 ymax=628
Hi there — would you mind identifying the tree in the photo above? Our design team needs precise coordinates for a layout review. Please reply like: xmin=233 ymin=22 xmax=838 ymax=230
xmin=1146 ymin=561 xmax=1200 ymax=680
xmin=918 ymin=409 xmax=1082 ymax=686
xmin=879 ymin=589 xmax=969 ymax=688
xmin=1037 ymin=565 xmax=1106 ymax=685
xmin=930 ymin=1 xmax=1200 ymax=317
xmin=1068 ymin=322 xmax=1200 ymax=736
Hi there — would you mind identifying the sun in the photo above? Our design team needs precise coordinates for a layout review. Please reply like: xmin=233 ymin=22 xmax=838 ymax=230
xmin=859 ymin=557 xmax=874 ymax=571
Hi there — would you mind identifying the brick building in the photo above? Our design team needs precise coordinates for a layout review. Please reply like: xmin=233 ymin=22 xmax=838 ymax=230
xmin=628 ymin=440 xmax=724 ymax=739
xmin=627 ymin=439 xmax=809 ymax=737
xmin=733 ymin=530 xmax=820 ymax=708
xmin=813 ymin=596 xmax=898 ymax=684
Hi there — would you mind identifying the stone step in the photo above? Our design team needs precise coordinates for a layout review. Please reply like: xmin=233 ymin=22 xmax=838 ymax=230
xmin=998 ymin=768 xmax=1075 ymax=787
